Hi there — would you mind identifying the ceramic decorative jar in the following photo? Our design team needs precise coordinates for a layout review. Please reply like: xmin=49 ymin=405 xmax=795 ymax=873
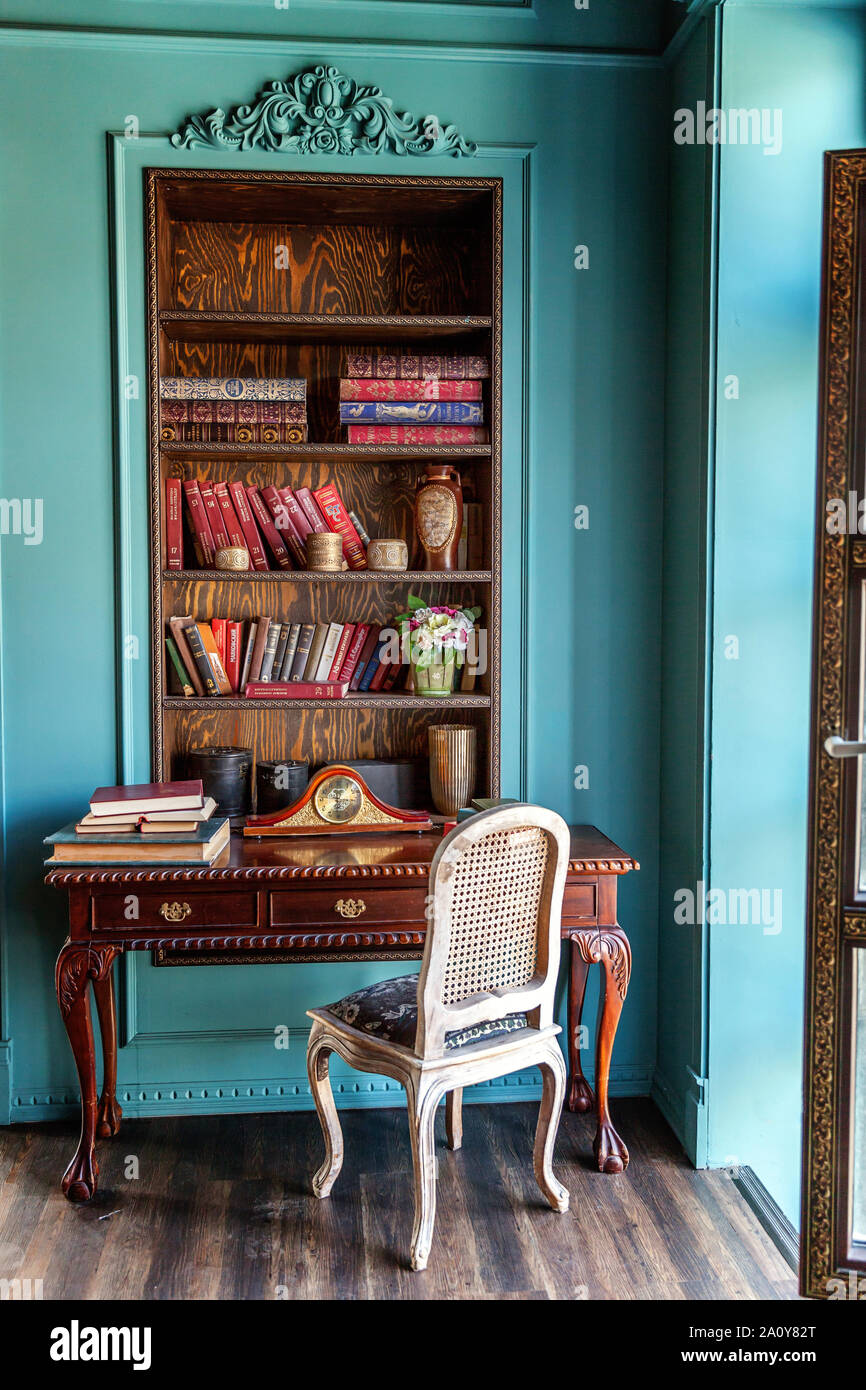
xmin=414 ymin=464 xmax=463 ymax=571
xmin=367 ymin=538 xmax=409 ymax=571
xmin=305 ymin=532 xmax=346 ymax=571
xmin=214 ymin=546 xmax=250 ymax=571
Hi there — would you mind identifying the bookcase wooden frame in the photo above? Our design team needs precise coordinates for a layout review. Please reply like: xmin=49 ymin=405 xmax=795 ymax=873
xmin=145 ymin=167 xmax=502 ymax=803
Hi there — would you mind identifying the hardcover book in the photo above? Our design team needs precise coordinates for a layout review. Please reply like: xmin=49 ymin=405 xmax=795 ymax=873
xmin=258 ymin=620 xmax=282 ymax=682
xmin=339 ymin=378 xmax=482 ymax=401
xmin=261 ymin=485 xmax=306 ymax=567
xmin=165 ymin=478 xmax=184 ymax=570
xmin=313 ymin=483 xmax=367 ymax=570
xmin=184 ymin=622 xmax=221 ymax=696
xmin=161 ymin=399 xmax=307 ymax=423
xmin=246 ymin=487 xmax=293 ymax=569
xmin=165 ymin=635 xmax=194 ymax=696
xmin=160 ymin=423 xmax=307 ymax=443
xmin=328 ymin=623 xmax=355 ymax=681
xmin=199 ymin=482 xmax=230 ymax=550
xmin=243 ymin=682 xmax=348 ymax=701
xmin=181 ymin=480 xmax=216 ymax=568
xmin=345 ymin=354 xmax=489 ymax=380
xmin=349 ymin=626 xmax=380 ymax=690
xmin=314 ymin=623 xmax=344 ymax=681
xmin=294 ymin=487 xmax=328 ymax=536
xmin=279 ymin=623 xmax=302 ymax=681
xmin=227 ymin=482 xmax=269 ymax=571
xmin=213 ymin=482 xmax=246 ymax=552
xmin=339 ymin=402 xmax=483 ymax=424
xmin=289 ymin=623 xmax=316 ymax=680
xmin=168 ymin=616 xmax=206 ymax=697
xmin=89 ymin=780 xmax=204 ymax=818
xmin=160 ymin=377 xmax=306 ymax=402
xmin=346 ymin=425 xmax=489 ymax=445
xmin=338 ymin=623 xmax=370 ymax=684
xmin=196 ymin=622 xmax=233 ymax=695
xmin=248 ymin=618 xmax=272 ymax=682
xmin=303 ymin=623 xmax=329 ymax=682
xmin=44 ymin=817 xmax=230 ymax=865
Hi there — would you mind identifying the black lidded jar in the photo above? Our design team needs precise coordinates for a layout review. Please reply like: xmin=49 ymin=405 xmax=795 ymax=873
xmin=255 ymin=759 xmax=308 ymax=815
xmin=184 ymin=746 xmax=252 ymax=820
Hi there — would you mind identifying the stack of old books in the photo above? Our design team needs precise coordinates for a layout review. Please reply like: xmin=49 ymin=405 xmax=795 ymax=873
xmin=159 ymin=376 xmax=307 ymax=444
xmin=339 ymin=353 xmax=490 ymax=444
xmin=44 ymin=780 xmax=230 ymax=865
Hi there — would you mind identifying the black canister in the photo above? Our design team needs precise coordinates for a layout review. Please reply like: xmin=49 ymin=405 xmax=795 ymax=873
xmin=256 ymin=759 xmax=309 ymax=814
xmin=185 ymin=746 xmax=252 ymax=818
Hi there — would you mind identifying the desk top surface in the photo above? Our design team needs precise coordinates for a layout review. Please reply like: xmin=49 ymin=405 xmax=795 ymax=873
xmin=46 ymin=824 xmax=637 ymax=885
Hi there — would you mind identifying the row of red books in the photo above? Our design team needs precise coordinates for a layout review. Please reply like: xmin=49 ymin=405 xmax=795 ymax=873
xmin=166 ymin=478 xmax=368 ymax=572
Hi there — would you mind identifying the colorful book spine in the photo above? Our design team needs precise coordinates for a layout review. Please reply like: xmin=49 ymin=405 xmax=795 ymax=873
xmin=213 ymin=482 xmax=246 ymax=552
xmin=313 ymin=484 xmax=367 ymax=570
xmin=165 ymin=635 xmax=194 ymax=696
xmin=239 ymin=622 xmax=258 ymax=692
xmin=181 ymin=480 xmax=216 ymax=568
xmin=294 ymin=487 xmax=328 ymax=536
xmin=244 ymin=681 xmax=348 ymax=700
xmin=183 ymin=623 xmax=221 ymax=697
xmin=227 ymin=481 xmax=269 ymax=571
xmin=196 ymin=622 xmax=233 ymax=695
xmin=339 ymin=402 xmax=483 ymax=424
xmin=165 ymin=478 xmax=184 ymax=571
xmin=340 ymin=378 xmax=483 ymax=401
xmin=161 ymin=399 xmax=307 ymax=424
xmin=328 ymin=623 xmax=355 ymax=681
xmin=248 ymin=618 xmax=272 ymax=682
xmin=338 ymin=623 xmax=370 ymax=684
xmin=289 ymin=624 xmax=315 ymax=680
xmin=246 ymin=488 xmax=293 ymax=570
xmin=349 ymin=627 xmax=380 ymax=690
xmin=272 ymin=624 xmax=291 ymax=681
xmin=276 ymin=486 xmax=313 ymax=543
xmin=199 ymin=482 xmax=230 ymax=550
xmin=258 ymin=622 xmax=282 ymax=682
xmin=160 ymin=377 xmax=306 ymax=402
xmin=345 ymin=354 xmax=489 ymax=381
xmin=211 ymin=617 xmax=227 ymax=665
xmin=279 ymin=624 xmax=302 ymax=681
xmin=168 ymin=617 xmax=205 ymax=696
xmin=346 ymin=425 xmax=489 ymax=445
xmin=160 ymin=423 xmax=307 ymax=443
xmin=225 ymin=621 xmax=243 ymax=693
xmin=260 ymin=486 xmax=306 ymax=568
xmin=358 ymin=634 xmax=390 ymax=691
xmin=314 ymin=623 xmax=344 ymax=682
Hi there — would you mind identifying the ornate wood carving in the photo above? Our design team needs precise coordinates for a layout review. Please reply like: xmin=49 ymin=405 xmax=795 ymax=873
xmin=171 ymin=64 xmax=476 ymax=157
xmin=56 ymin=943 xmax=120 ymax=1018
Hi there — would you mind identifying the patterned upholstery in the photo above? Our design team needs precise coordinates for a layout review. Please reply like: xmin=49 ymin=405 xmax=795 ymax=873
xmin=324 ymin=974 xmax=528 ymax=1051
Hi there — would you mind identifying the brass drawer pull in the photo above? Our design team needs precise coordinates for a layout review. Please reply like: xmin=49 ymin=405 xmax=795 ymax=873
xmin=335 ymin=899 xmax=366 ymax=919
xmin=159 ymin=901 xmax=192 ymax=922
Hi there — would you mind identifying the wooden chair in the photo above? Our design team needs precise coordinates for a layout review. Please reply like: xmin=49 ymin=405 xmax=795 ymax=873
xmin=306 ymin=803 xmax=572 ymax=1271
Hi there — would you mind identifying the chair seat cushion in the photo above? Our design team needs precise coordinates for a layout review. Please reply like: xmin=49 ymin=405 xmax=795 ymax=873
xmin=323 ymin=974 xmax=528 ymax=1051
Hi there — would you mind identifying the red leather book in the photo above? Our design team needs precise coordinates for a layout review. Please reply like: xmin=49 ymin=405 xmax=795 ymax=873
xmin=294 ymin=487 xmax=328 ymax=535
xmin=225 ymin=620 xmax=243 ymax=692
xmin=200 ymin=481 xmax=230 ymax=550
xmin=211 ymin=618 xmax=227 ymax=665
xmin=346 ymin=426 xmax=488 ymax=444
xmin=244 ymin=681 xmax=348 ymax=700
xmin=90 ymin=779 xmax=203 ymax=817
xmin=161 ymin=399 xmax=307 ymax=424
xmin=260 ymin=485 xmax=306 ymax=568
xmin=338 ymin=623 xmax=370 ymax=684
xmin=349 ymin=626 xmax=380 ymax=691
xmin=213 ymin=482 xmax=247 ymax=553
xmin=327 ymin=623 xmax=355 ymax=680
xmin=181 ymin=480 xmax=216 ymax=568
xmin=245 ymin=487 xmax=293 ymax=570
xmin=277 ymin=486 xmax=314 ymax=542
xmin=165 ymin=478 xmax=184 ymax=570
xmin=313 ymin=483 xmax=367 ymax=570
xmin=339 ymin=379 xmax=482 ymax=401
xmin=227 ymin=482 xmax=269 ymax=571
xmin=368 ymin=655 xmax=392 ymax=692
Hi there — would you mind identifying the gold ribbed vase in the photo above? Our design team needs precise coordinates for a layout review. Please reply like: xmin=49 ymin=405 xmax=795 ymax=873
xmin=428 ymin=725 xmax=477 ymax=816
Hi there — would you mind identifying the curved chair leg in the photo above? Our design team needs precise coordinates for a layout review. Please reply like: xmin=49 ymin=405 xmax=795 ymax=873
xmin=307 ymin=1024 xmax=344 ymax=1199
xmin=445 ymin=1087 xmax=463 ymax=1150
xmin=407 ymin=1078 xmax=439 ymax=1271
xmin=533 ymin=1043 xmax=570 ymax=1213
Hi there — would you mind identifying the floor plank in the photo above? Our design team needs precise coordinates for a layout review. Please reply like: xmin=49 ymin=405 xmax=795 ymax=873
xmin=0 ymin=1099 xmax=799 ymax=1300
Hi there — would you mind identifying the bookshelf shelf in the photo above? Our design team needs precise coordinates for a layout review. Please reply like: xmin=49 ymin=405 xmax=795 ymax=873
xmin=162 ymin=570 xmax=493 ymax=584
xmin=159 ymin=311 xmax=492 ymax=347
xmin=148 ymin=169 xmax=501 ymax=803
xmin=164 ymin=693 xmax=491 ymax=712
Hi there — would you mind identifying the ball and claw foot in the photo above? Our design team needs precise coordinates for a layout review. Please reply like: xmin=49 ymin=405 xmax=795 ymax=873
xmin=568 ymin=1077 xmax=594 ymax=1114
xmin=96 ymin=1094 xmax=122 ymax=1139
xmin=594 ymin=1123 xmax=629 ymax=1174
xmin=61 ymin=1145 xmax=98 ymax=1203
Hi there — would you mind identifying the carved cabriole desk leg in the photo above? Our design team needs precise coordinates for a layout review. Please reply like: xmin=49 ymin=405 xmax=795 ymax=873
xmin=55 ymin=942 xmax=120 ymax=1202
xmin=93 ymin=956 xmax=122 ymax=1139
xmin=570 ymin=926 xmax=631 ymax=1174
xmin=567 ymin=939 xmax=593 ymax=1113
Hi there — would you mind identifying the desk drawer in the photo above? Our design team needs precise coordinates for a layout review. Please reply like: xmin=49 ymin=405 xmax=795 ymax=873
xmin=561 ymin=883 xmax=597 ymax=922
xmin=270 ymin=886 xmax=424 ymax=930
xmin=91 ymin=890 xmax=258 ymax=932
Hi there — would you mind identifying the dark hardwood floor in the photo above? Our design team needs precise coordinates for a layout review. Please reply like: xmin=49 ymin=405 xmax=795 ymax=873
xmin=0 ymin=1099 xmax=797 ymax=1300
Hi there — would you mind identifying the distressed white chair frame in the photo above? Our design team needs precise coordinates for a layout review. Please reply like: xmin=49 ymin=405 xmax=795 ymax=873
xmin=306 ymin=804 xmax=572 ymax=1271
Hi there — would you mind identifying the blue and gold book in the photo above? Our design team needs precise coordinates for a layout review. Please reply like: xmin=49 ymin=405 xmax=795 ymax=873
xmin=160 ymin=377 xmax=305 ymax=402
xmin=44 ymin=818 xmax=231 ymax=865
xmin=339 ymin=401 xmax=483 ymax=424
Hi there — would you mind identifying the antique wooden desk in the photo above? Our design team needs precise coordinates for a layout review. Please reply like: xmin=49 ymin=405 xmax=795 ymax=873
xmin=46 ymin=824 xmax=637 ymax=1202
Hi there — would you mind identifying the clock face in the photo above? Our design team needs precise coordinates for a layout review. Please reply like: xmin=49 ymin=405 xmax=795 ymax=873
xmin=314 ymin=774 xmax=364 ymax=824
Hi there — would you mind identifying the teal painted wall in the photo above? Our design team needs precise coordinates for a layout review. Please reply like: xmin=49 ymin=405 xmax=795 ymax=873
xmin=654 ymin=10 xmax=716 ymax=1164
xmin=706 ymin=0 xmax=866 ymax=1226
xmin=0 ymin=11 xmax=668 ymax=1121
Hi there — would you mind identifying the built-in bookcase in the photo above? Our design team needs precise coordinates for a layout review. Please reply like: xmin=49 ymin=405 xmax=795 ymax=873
xmin=146 ymin=168 xmax=501 ymax=805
